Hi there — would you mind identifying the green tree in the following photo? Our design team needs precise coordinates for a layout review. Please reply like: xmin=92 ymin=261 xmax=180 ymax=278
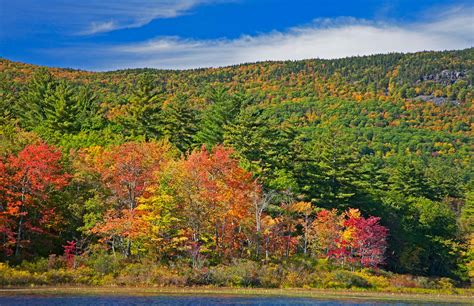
xmin=17 ymin=68 xmax=56 ymax=130
xmin=298 ymin=127 xmax=368 ymax=208
xmin=116 ymin=73 xmax=164 ymax=139
xmin=195 ymin=86 xmax=245 ymax=148
xmin=43 ymin=80 xmax=80 ymax=134
xmin=162 ymin=94 xmax=198 ymax=153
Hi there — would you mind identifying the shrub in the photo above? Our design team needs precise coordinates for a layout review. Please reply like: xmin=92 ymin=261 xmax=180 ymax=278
xmin=73 ymin=266 xmax=108 ymax=286
xmin=0 ymin=263 xmax=43 ymax=286
xmin=437 ymin=277 xmax=455 ymax=290
xmin=47 ymin=254 xmax=66 ymax=270
xmin=354 ymin=270 xmax=390 ymax=288
xmin=389 ymin=274 xmax=418 ymax=288
xmin=281 ymin=262 xmax=314 ymax=288
xmin=330 ymin=270 xmax=372 ymax=288
xmin=151 ymin=267 xmax=187 ymax=287
xmin=82 ymin=252 xmax=122 ymax=276
xmin=44 ymin=269 xmax=75 ymax=284
xmin=209 ymin=260 xmax=260 ymax=287
xmin=258 ymin=263 xmax=284 ymax=288
xmin=417 ymin=276 xmax=438 ymax=289
xmin=19 ymin=258 xmax=50 ymax=273
xmin=186 ymin=268 xmax=211 ymax=286
xmin=115 ymin=263 xmax=153 ymax=285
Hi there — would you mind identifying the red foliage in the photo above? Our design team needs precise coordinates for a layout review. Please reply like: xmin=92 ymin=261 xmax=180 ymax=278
xmin=345 ymin=215 xmax=389 ymax=268
xmin=183 ymin=145 xmax=257 ymax=258
xmin=311 ymin=208 xmax=388 ymax=268
xmin=93 ymin=142 xmax=170 ymax=207
xmin=0 ymin=143 xmax=70 ymax=256
xmin=88 ymin=142 xmax=172 ymax=255
xmin=63 ymin=240 xmax=76 ymax=268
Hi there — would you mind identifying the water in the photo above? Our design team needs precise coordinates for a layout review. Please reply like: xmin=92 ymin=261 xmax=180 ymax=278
xmin=0 ymin=295 xmax=456 ymax=306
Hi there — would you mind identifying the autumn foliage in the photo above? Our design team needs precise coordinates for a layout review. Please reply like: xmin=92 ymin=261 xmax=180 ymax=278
xmin=0 ymin=139 xmax=391 ymax=271
xmin=0 ymin=143 xmax=69 ymax=256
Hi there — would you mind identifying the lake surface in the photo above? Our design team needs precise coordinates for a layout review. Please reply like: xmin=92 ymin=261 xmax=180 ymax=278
xmin=0 ymin=295 xmax=458 ymax=306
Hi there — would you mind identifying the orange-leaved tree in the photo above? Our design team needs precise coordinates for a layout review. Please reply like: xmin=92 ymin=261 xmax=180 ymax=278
xmin=153 ymin=145 xmax=258 ymax=266
xmin=82 ymin=141 xmax=174 ymax=257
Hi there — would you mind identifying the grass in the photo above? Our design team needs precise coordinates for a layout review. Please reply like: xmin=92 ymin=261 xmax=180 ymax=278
xmin=0 ymin=286 xmax=473 ymax=304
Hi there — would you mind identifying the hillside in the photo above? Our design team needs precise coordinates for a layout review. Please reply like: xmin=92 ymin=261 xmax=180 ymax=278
xmin=0 ymin=49 xmax=473 ymax=288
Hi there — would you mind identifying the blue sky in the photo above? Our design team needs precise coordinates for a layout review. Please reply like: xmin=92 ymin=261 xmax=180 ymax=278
xmin=0 ymin=0 xmax=473 ymax=71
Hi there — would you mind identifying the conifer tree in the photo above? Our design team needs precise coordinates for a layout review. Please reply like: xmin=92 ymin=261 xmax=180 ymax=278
xmin=162 ymin=94 xmax=198 ymax=153
xmin=195 ymin=86 xmax=244 ymax=148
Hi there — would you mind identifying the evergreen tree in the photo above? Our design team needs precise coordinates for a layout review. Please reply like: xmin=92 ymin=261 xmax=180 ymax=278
xmin=162 ymin=94 xmax=198 ymax=153
xmin=75 ymin=85 xmax=105 ymax=131
xmin=195 ymin=86 xmax=244 ymax=148
xmin=225 ymin=104 xmax=298 ymax=190
xmin=43 ymin=80 xmax=80 ymax=134
xmin=298 ymin=128 xmax=368 ymax=208
xmin=387 ymin=156 xmax=432 ymax=199
xmin=117 ymin=73 xmax=164 ymax=139
xmin=17 ymin=68 xmax=56 ymax=129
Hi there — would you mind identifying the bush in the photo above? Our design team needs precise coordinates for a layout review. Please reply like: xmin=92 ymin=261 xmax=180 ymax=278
xmin=44 ymin=269 xmax=75 ymax=285
xmin=0 ymin=263 xmax=46 ymax=286
xmin=258 ymin=263 xmax=284 ymax=288
xmin=389 ymin=274 xmax=418 ymax=288
xmin=82 ymin=252 xmax=122 ymax=276
xmin=73 ymin=266 xmax=109 ymax=286
xmin=330 ymin=270 xmax=372 ymax=289
xmin=47 ymin=254 xmax=66 ymax=270
xmin=0 ymin=258 xmax=462 ymax=290
xmin=151 ymin=267 xmax=187 ymax=287
xmin=437 ymin=277 xmax=455 ymax=290
xmin=354 ymin=270 xmax=390 ymax=289
xmin=209 ymin=260 xmax=260 ymax=287
xmin=281 ymin=261 xmax=314 ymax=288
xmin=19 ymin=258 xmax=50 ymax=273
xmin=186 ymin=268 xmax=211 ymax=286
xmin=115 ymin=263 xmax=153 ymax=285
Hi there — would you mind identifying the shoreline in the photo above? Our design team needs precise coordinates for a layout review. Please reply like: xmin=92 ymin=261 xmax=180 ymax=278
xmin=0 ymin=287 xmax=473 ymax=303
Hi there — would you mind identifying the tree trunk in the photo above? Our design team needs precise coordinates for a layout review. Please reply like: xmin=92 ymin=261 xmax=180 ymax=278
xmin=265 ymin=236 xmax=269 ymax=260
xmin=15 ymin=214 xmax=24 ymax=257
xmin=15 ymin=187 xmax=26 ymax=257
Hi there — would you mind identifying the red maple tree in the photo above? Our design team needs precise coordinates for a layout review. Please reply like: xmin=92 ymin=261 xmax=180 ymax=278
xmin=0 ymin=143 xmax=70 ymax=256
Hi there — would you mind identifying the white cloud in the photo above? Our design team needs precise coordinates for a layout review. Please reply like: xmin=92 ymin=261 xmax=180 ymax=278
xmin=2 ymin=0 xmax=224 ymax=36
xmin=86 ymin=7 xmax=472 ymax=70
xmin=78 ymin=0 xmax=220 ymax=35
xmin=83 ymin=21 xmax=117 ymax=35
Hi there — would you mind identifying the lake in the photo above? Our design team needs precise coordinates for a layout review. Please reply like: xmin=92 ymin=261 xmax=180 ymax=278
xmin=0 ymin=295 xmax=459 ymax=306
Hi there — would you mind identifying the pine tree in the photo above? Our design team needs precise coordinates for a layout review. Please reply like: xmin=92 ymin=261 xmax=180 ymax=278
xmin=194 ymin=86 xmax=244 ymax=148
xmin=75 ymin=85 xmax=104 ymax=131
xmin=162 ymin=94 xmax=198 ymax=153
xmin=300 ymin=127 xmax=368 ymax=208
xmin=43 ymin=80 xmax=80 ymax=134
xmin=118 ymin=73 xmax=164 ymax=139
xmin=17 ymin=68 xmax=56 ymax=129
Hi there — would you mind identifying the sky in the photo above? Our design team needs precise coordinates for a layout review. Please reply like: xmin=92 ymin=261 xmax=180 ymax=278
xmin=0 ymin=0 xmax=473 ymax=71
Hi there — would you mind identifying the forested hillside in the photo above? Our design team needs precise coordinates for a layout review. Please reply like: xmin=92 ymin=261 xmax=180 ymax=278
xmin=0 ymin=49 xmax=473 ymax=288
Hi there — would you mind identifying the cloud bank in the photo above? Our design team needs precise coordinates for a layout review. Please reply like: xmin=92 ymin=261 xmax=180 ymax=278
xmin=75 ymin=7 xmax=472 ymax=70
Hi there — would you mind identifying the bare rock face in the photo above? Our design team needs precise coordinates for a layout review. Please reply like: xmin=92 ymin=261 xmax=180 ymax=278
xmin=418 ymin=70 xmax=467 ymax=85
xmin=414 ymin=95 xmax=460 ymax=106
